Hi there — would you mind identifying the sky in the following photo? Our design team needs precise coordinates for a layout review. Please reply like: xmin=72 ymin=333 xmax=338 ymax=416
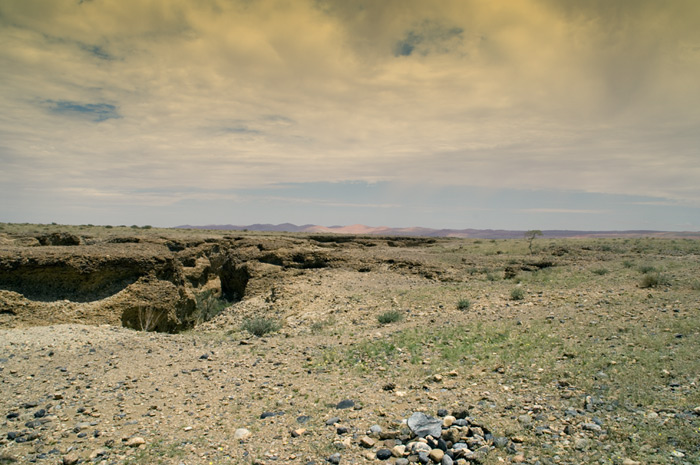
xmin=1 ymin=0 xmax=699 ymax=231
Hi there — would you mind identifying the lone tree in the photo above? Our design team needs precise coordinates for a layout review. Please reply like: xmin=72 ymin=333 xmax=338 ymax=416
xmin=525 ymin=229 xmax=542 ymax=254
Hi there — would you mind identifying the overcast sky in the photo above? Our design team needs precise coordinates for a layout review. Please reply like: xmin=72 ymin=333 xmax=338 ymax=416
xmin=1 ymin=0 xmax=699 ymax=230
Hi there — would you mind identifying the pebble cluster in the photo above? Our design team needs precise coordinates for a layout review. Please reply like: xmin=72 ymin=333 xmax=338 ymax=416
xmin=322 ymin=408 xmax=511 ymax=465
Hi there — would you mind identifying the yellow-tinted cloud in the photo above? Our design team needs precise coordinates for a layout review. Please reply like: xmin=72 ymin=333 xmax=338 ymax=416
xmin=1 ymin=0 xmax=699 ymax=210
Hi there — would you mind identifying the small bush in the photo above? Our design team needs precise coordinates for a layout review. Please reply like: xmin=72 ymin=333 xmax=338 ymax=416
xmin=639 ymin=273 xmax=669 ymax=289
xmin=638 ymin=265 xmax=657 ymax=274
xmin=622 ymin=260 xmax=634 ymax=269
xmin=591 ymin=268 xmax=609 ymax=275
xmin=690 ymin=281 xmax=700 ymax=291
xmin=510 ymin=287 xmax=525 ymax=301
xmin=457 ymin=299 xmax=471 ymax=310
xmin=241 ymin=317 xmax=281 ymax=337
xmin=377 ymin=310 xmax=402 ymax=325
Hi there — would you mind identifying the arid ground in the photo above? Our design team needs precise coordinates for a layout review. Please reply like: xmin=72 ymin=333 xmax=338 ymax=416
xmin=0 ymin=224 xmax=699 ymax=465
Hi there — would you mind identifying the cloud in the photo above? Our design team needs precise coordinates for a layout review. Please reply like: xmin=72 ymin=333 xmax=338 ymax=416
xmin=520 ymin=208 xmax=606 ymax=215
xmin=45 ymin=100 xmax=121 ymax=122
xmin=79 ymin=44 xmax=114 ymax=61
xmin=393 ymin=20 xmax=464 ymax=57
xmin=0 ymin=0 xmax=699 ymax=228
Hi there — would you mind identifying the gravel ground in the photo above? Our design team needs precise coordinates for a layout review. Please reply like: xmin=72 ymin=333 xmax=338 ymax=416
xmin=2 ymin=235 xmax=700 ymax=465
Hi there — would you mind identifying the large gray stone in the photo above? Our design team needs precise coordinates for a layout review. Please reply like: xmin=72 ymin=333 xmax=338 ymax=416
xmin=407 ymin=412 xmax=443 ymax=438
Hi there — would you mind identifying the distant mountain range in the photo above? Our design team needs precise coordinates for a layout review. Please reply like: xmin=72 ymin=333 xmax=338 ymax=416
xmin=174 ymin=223 xmax=700 ymax=239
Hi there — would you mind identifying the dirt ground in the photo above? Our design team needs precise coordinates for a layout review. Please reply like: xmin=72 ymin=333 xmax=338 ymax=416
xmin=0 ymin=224 xmax=699 ymax=465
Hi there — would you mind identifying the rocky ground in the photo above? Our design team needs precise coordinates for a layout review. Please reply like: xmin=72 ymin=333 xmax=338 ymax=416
xmin=0 ymin=224 xmax=699 ymax=464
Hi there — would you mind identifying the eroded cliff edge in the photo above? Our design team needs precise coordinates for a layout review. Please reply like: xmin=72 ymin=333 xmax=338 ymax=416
xmin=0 ymin=229 xmax=446 ymax=332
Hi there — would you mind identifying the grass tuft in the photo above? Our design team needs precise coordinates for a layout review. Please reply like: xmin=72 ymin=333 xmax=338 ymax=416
xmin=241 ymin=317 xmax=281 ymax=337
xmin=194 ymin=290 xmax=231 ymax=325
xmin=457 ymin=299 xmax=472 ymax=310
xmin=510 ymin=287 xmax=525 ymax=301
xmin=638 ymin=264 xmax=657 ymax=274
xmin=639 ymin=273 xmax=669 ymax=289
xmin=377 ymin=310 xmax=402 ymax=325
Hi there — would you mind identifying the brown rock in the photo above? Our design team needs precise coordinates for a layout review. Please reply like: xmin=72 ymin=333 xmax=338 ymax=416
xmin=429 ymin=448 xmax=445 ymax=462
xmin=359 ymin=436 xmax=375 ymax=448
xmin=63 ymin=452 xmax=80 ymax=465
xmin=125 ymin=437 xmax=146 ymax=447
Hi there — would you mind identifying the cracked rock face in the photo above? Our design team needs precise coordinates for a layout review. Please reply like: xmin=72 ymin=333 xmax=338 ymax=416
xmin=0 ymin=229 xmax=448 ymax=332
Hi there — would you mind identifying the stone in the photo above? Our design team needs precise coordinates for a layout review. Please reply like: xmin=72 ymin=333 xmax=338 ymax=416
xmin=493 ymin=437 xmax=509 ymax=448
xmin=441 ymin=455 xmax=454 ymax=465
xmin=408 ymin=412 xmax=443 ymax=438
xmin=574 ymin=438 xmax=589 ymax=451
xmin=325 ymin=416 xmax=341 ymax=425
xmin=429 ymin=448 xmax=445 ymax=462
xmin=291 ymin=428 xmax=306 ymax=437
xmin=407 ymin=441 xmax=432 ymax=454
xmin=125 ymin=437 xmax=145 ymax=447
xmin=334 ymin=437 xmax=351 ymax=449
xmin=359 ymin=436 xmax=375 ymax=448
xmin=233 ymin=428 xmax=252 ymax=440
xmin=622 ymin=460 xmax=641 ymax=465
xmin=89 ymin=449 xmax=107 ymax=460
xmin=391 ymin=445 xmax=407 ymax=457
xmin=376 ymin=449 xmax=392 ymax=460
xmin=442 ymin=415 xmax=456 ymax=427
xmin=369 ymin=424 xmax=382 ymax=435
xmin=327 ymin=452 xmax=341 ymax=464
xmin=63 ymin=452 xmax=80 ymax=465
xmin=336 ymin=399 xmax=355 ymax=409
xmin=471 ymin=445 xmax=490 ymax=462
xmin=581 ymin=422 xmax=602 ymax=433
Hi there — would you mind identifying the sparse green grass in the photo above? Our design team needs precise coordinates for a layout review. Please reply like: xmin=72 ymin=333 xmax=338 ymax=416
xmin=591 ymin=267 xmax=609 ymax=275
xmin=456 ymin=298 xmax=471 ymax=310
xmin=123 ymin=438 xmax=186 ymax=465
xmin=241 ymin=316 xmax=281 ymax=337
xmin=193 ymin=289 xmax=231 ymax=324
xmin=310 ymin=316 xmax=337 ymax=333
xmin=377 ymin=310 xmax=402 ymax=325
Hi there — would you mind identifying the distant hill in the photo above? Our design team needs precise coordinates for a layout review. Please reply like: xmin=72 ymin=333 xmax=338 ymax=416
xmin=173 ymin=224 xmax=700 ymax=239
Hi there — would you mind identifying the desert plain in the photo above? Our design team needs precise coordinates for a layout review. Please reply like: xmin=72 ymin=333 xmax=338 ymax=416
xmin=0 ymin=223 xmax=699 ymax=465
